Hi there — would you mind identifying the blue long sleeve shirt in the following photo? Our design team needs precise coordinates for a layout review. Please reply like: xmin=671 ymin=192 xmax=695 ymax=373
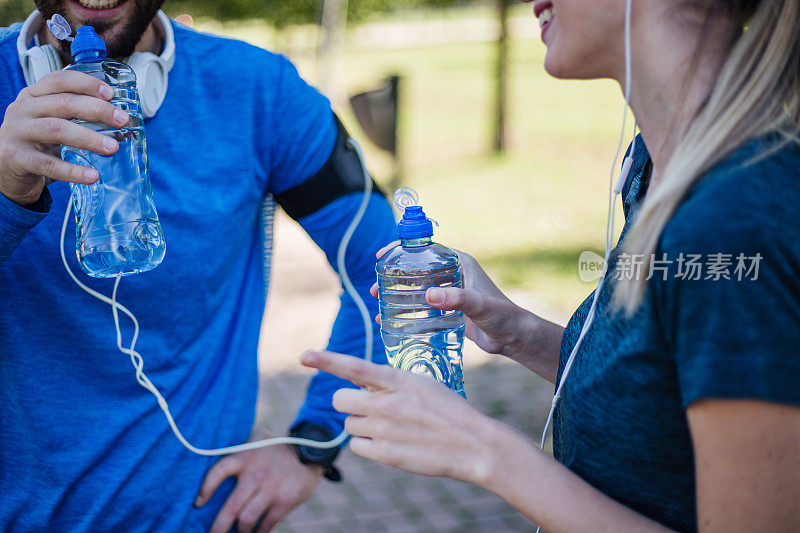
xmin=0 ymin=20 xmax=393 ymax=532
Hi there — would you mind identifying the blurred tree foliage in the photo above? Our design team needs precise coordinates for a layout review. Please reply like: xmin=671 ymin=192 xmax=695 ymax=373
xmin=1 ymin=0 xmax=35 ymax=26
xmin=1 ymin=0 xmax=476 ymax=28
xmin=165 ymin=0 xmax=474 ymax=28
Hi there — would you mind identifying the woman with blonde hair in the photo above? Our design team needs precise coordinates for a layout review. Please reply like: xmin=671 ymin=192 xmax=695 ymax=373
xmin=304 ymin=0 xmax=800 ymax=530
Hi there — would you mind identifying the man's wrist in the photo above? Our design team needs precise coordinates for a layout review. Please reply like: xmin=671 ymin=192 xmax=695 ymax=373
xmin=0 ymin=178 xmax=41 ymax=209
xmin=0 ymin=184 xmax=51 ymax=213
xmin=302 ymin=462 xmax=325 ymax=477
xmin=294 ymin=453 xmax=342 ymax=483
xmin=289 ymin=421 xmax=343 ymax=482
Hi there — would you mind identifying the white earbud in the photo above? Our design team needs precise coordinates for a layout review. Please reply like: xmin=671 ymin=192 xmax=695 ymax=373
xmin=615 ymin=156 xmax=634 ymax=195
xmin=17 ymin=9 xmax=175 ymax=119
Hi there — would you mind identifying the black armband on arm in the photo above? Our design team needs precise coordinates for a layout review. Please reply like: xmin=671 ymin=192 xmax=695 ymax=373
xmin=274 ymin=115 xmax=384 ymax=220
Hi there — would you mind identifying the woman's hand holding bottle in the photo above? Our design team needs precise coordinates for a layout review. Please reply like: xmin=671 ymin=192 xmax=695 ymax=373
xmin=300 ymin=350 xmax=523 ymax=487
xmin=372 ymin=243 xmax=564 ymax=384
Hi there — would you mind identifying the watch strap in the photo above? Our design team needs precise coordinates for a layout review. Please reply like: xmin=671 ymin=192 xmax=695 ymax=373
xmin=290 ymin=422 xmax=343 ymax=483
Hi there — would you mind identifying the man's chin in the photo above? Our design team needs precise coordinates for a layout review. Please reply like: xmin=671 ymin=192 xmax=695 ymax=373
xmin=74 ymin=8 xmax=139 ymax=58
xmin=37 ymin=0 xmax=163 ymax=59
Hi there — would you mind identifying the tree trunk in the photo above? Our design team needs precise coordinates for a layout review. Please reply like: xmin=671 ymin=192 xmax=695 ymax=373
xmin=493 ymin=0 xmax=510 ymax=154
xmin=317 ymin=0 xmax=349 ymax=99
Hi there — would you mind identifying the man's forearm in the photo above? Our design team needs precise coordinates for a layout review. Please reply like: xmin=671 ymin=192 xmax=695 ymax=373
xmin=501 ymin=308 xmax=564 ymax=384
xmin=292 ymin=280 xmax=386 ymax=433
xmin=293 ymin=191 xmax=395 ymax=431
xmin=475 ymin=424 xmax=674 ymax=533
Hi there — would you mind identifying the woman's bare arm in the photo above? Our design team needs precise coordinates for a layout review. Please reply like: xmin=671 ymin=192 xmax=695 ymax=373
xmin=688 ymin=399 xmax=800 ymax=532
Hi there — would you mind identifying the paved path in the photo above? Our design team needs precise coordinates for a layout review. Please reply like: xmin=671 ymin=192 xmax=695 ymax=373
xmin=256 ymin=214 xmax=562 ymax=532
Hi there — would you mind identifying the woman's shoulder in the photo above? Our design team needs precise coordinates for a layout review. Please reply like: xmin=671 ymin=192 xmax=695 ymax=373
xmin=654 ymin=136 xmax=800 ymax=410
xmin=662 ymin=136 xmax=800 ymax=255
xmin=696 ymin=135 xmax=800 ymax=197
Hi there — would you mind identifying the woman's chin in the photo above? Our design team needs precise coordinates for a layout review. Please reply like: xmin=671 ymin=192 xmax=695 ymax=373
xmin=543 ymin=53 xmax=569 ymax=79
xmin=543 ymin=52 xmax=601 ymax=80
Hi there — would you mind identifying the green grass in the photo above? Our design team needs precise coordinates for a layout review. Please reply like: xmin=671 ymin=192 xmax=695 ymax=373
xmin=199 ymin=10 xmax=627 ymax=315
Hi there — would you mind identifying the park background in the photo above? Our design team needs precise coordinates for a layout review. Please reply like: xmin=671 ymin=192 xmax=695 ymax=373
xmin=1 ymin=0 xmax=626 ymax=530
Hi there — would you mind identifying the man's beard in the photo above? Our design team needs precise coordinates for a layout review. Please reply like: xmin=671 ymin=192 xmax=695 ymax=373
xmin=34 ymin=0 xmax=165 ymax=59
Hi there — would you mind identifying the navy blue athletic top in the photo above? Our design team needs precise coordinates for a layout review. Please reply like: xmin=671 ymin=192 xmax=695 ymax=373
xmin=554 ymin=135 xmax=800 ymax=532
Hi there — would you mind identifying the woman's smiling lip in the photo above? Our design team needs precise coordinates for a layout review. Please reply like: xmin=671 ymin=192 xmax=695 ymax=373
xmin=534 ymin=1 xmax=554 ymax=19
xmin=541 ymin=20 xmax=552 ymax=43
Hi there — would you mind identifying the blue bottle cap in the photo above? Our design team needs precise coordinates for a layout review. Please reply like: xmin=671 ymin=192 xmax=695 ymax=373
xmin=71 ymin=26 xmax=106 ymax=62
xmin=398 ymin=205 xmax=434 ymax=239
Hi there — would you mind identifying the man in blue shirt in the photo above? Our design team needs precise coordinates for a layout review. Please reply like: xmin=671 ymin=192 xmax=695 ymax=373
xmin=0 ymin=1 xmax=394 ymax=531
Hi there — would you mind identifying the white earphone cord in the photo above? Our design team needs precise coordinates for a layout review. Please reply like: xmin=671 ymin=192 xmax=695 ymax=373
xmin=534 ymin=2 xmax=635 ymax=530
xmin=59 ymin=138 xmax=373 ymax=456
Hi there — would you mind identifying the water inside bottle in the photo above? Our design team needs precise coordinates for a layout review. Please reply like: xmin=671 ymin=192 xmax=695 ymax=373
xmin=62 ymin=118 xmax=165 ymax=278
xmin=378 ymin=243 xmax=466 ymax=397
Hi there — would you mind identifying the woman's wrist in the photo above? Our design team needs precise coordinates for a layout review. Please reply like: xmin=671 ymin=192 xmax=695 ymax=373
xmin=464 ymin=416 xmax=540 ymax=492
xmin=499 ymin=305 xmax=537 ymax=359
xmin=500 ymin=308 xmax=563 ymax=383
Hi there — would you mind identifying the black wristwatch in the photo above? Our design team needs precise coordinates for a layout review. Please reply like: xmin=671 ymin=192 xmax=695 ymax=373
xmin=289 ymin=422 xmax=342 ymax=482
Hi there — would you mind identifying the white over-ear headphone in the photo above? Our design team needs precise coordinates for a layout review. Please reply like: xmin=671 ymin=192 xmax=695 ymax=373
xmin=16 ymin=9 xmax=175 ymax=118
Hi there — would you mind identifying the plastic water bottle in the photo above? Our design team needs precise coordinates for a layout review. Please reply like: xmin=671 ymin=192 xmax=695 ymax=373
xmin=376 ymin=188 xmax=466 ymax=397
xmin=59 ymin=25 xmax=165 ymax=278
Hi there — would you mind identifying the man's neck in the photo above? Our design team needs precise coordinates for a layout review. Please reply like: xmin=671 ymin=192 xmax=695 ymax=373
xmin=37 ymin=16 xmax=163 ymax=65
